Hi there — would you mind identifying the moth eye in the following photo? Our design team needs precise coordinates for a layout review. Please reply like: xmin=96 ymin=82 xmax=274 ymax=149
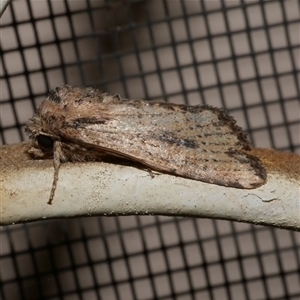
xmin=37 ymin=135 xmax=54 ymax=150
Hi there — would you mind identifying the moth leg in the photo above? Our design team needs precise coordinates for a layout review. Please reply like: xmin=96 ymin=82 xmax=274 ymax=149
xmin=113 ymin=93 xmax=122 ymax=101
xmin=145 ymin=168 xmax=161 ymax=179
xmin=48 ymin=141 xmax=62 ymax=205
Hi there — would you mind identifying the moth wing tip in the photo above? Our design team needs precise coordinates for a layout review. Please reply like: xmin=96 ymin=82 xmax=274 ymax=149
xmin=239 ymin=174 xmax=267 ymax=189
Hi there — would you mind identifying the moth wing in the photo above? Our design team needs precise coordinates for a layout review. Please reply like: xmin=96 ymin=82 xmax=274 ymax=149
xmin=60 ymin=102 xmax=266 ymax=189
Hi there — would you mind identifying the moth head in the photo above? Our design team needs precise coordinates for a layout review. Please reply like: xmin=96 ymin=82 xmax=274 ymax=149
xmin=25 ymin=85 xmax=68 ymax=157
xmin=28 ymin=134 xmax=56 ymax=158
xmin=25 ymin=113 xmax=58 ymax=158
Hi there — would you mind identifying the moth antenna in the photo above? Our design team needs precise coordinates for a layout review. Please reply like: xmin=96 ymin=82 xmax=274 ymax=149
xmin=48 ymin=141 xmax=62 ymax=205
xmin=48 ymin=170 xmax=58 ymax=205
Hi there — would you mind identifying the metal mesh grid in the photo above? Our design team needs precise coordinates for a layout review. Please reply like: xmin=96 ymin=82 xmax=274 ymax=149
xmin=0 ymin=0 xmax=299 ymax=299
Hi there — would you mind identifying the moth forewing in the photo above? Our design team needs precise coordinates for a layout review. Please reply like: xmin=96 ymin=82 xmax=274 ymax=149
xmin=25 ymin=84 xmax=266 ymax=204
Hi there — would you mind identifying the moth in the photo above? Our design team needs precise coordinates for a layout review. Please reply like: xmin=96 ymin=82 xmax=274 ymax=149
xmin=25 ymin=84 xmax=266 ymax=204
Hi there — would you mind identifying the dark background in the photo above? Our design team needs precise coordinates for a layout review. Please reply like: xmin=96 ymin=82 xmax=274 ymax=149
xmin=1 ymin=1 xmax=299 ymax=299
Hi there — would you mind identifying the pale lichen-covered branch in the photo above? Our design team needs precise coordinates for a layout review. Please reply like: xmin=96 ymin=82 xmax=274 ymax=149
xmin=1 ymin=142 xmax=299 ymax=230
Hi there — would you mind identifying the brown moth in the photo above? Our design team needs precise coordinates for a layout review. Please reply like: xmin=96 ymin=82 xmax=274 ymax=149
xmin=25 ymin=84 xmax=266 ymax=204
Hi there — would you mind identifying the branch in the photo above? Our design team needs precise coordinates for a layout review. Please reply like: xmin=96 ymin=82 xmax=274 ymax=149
xmin=1 ymin=142 xmax=299 ymax=230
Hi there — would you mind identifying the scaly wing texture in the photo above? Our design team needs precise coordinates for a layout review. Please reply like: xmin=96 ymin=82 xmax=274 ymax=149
xmin=59 ymin=99 xmax=266 ymax=189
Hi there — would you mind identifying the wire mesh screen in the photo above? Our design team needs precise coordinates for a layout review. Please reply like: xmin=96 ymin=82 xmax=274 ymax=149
xmin=0 ymin=0 xmax=299 ymax=299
